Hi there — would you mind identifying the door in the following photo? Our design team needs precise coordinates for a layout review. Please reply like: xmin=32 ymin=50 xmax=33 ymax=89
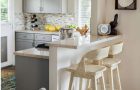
xmin=1 ymin=0 xmax=15 ymax=67
xmin=23 ymin=0 xmax=41 ymax=13
xmin=1 ymin=23 xmax=14 ymax=67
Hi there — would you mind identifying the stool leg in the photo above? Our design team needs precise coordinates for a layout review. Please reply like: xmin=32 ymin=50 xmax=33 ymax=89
xmin=91 ymin=77 xmax=97 ymax=90
xmin=69 ymin=73 xmax=74 ymax=90
xmin=79 ymin=78 xmax=83 ymax=90
xmin=100 ymin=73 xmax=106 ymax=90
xmin=86 ymin=79 xmax=91 ymax=90
xmin=116 ymin=66 xmax=122 ymax=90
xmin=108 ymin=68 xmax=114 ymax=90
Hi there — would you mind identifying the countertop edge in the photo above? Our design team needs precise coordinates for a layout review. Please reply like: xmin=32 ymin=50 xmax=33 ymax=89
xmin=14 ymin=52 xmax=49 ymax=59
xmin=48 ymin=35 xmax=123 ymax=49
xmin=14 ymin=48 xmax=49 ymax=59
xmin=15 ymin=30 xmax=60 ymax=35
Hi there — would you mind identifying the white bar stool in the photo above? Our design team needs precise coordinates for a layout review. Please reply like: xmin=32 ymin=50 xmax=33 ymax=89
xmin=103 ymin=42 xmax=123 ymax=90
xmin=66 ymin=46 xmax=110 ymax=90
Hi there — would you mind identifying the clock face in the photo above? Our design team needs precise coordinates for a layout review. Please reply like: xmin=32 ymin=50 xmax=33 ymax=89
xmin=98 ymin=24 xmax=111 ymax=35
xmin=118 ymin=0 xmax=134 ymax=7
xmin=101 ymin=26 xmax=108 ymax=33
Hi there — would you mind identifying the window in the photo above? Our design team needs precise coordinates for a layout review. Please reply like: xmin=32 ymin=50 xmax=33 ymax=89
xmin=78 ymin=0 xmax=91 ymax=27
xmin=0 ymin=0 xmax=9 ymax=21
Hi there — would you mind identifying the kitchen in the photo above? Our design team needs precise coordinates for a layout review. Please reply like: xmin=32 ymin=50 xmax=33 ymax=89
xmin=1 ymin=0 xmax=140 ymax=90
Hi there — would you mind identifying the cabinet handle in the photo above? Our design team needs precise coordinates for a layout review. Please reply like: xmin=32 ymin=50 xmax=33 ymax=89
xmin=40 ymin=7 xmax=43 ymax=11
xmin=32 ymin=41 xmax=35 ymax=47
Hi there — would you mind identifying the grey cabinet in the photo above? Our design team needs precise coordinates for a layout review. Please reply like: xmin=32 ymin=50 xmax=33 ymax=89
xmin=15 ymin=33 xmax=34 ymax=51
xmin=16 ymin=39 xmax=34 ymax=51
xmin=16 ymin=56 xmax=49 ymax=90
xmin=35 ymin=34 xmax=52 ymax=41
xmin=23 ymin=0 xmax=67 ymax=13
xmin=16 ymin=33 xmax=34 ymax=40
xmin=15 ymin=32 xmax=60 ymax=51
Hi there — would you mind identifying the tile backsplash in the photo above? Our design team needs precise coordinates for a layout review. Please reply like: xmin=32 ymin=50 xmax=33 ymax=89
xmin=15 ymin=13 xmax=76 ymax=30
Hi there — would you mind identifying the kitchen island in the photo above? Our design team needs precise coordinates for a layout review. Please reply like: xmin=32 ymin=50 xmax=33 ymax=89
xmin=14 ymin=48 xmax=49 ymax=90
xmin=15 ymin=35 xmax=122 ymax=90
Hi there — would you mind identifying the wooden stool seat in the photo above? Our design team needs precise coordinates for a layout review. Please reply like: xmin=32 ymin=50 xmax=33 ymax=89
xmin=103 ymin=58 xmax=121 ymax=68
xmin=66 ymin=65 xmax=106 ymax=77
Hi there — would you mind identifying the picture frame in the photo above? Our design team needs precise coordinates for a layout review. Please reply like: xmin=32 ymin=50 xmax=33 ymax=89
xmin=115 ymin=0 xmax=137 ymax=10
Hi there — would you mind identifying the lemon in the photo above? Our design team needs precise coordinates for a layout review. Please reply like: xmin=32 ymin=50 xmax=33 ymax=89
xmin=55 ymin=25 xmax=62 ymax=31
xmin=48 ymin=26 xmax=56 ymax=32
xmin=44 ymin=24 xmax=51 ymax=31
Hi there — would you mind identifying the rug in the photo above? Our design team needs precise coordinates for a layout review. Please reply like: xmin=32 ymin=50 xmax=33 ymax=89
xmin=1 ymin=66 xmax=16 ymax=90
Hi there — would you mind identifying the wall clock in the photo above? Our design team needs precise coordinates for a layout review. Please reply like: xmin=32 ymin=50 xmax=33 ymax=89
xmin=115 ymin=0 xmax=137 ymax=10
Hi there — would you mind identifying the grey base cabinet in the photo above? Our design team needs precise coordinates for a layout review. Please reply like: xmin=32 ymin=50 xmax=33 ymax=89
xmin=15 ymin=32 xmax=60 ymax=51
xmin=15 ymin=39 xmax=34 ymax=51
xmin=15 ymin=56 xmax=49 ymax=90
xmin=15 ymin=32 xmax=35 ymax=51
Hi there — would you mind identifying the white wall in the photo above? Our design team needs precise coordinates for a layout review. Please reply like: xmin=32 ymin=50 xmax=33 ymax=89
xmin=105 ymin=0 xmax=140 ymax=90
xmin=90 ymin=0 xmax=107 ymax=35
xmin=91 ymin=0 xmax=140 ymax=89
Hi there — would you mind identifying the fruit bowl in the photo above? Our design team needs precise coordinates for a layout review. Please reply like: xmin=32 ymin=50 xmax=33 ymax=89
xmin=44 ymin=24 xmax=62 ymax=32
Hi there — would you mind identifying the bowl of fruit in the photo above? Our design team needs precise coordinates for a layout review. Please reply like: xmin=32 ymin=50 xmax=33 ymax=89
xmin=44 ymin=24 xmax=62 ymax=32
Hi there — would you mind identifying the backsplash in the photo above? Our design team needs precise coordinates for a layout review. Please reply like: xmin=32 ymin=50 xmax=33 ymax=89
xmin=14 ymin=13 xmax=76 ymax=30
xmin=14 ymin=13 xmax=25 ymax=30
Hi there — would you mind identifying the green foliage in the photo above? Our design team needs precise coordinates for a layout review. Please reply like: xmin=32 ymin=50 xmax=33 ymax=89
xmin=67 ymin=25 xmax=77 ymax=29
xmin=0 ymin=0 xmax=8 ymax=21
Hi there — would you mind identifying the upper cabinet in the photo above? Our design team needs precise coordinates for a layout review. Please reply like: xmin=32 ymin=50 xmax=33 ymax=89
xmin=23 ymin=0 xmax=41 ymax=13
xmin=23 ymin=0 xmax=68 ymax=13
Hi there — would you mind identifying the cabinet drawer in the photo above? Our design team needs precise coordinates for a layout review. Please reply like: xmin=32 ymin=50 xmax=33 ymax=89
xmin=15 ymin=39 xmax=34 ymax=51
xmin=52 ymin=35 xmax=60 ymax=41
xmin=35 ymin=34 xmax=52 ymax=41
xmin=16 ymin=33 xmax=34 ymax=40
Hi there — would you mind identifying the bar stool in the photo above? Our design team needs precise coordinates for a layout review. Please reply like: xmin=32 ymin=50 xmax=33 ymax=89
xmin=66 ymin=46 xmax=110 ymax=90
xmin=103 ymin=42 xmax=123 ymax=90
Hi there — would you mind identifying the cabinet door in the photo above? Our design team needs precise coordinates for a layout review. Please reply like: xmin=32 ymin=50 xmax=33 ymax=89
xmin=52 ymin=35 xmax=60 ymax=41
xmin=16 ymin=39 xmax=34 ymax=51
xmin=16 ymin=33 xmax=34 ymax=40
xmin=67 ymin=0 xmax=75 ymax=14
xmin=42 ymin=0 xmax=64 ymax=13
xmin=23 ymin=0 xmax=41 ymax=13
xmin=35 ymin=34 xmax=52 ymax=41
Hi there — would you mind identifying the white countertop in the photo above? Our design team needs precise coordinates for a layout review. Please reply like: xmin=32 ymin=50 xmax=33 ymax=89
xmin=14 ymin=35 xmax=122 ymax=59
xmin=48 ymin=35 xmax=122 ymax=49
xmin=15 ymin=30 xmax=60 ymax=35
xmin=14 ymin=48 xmax=49 ymax=59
